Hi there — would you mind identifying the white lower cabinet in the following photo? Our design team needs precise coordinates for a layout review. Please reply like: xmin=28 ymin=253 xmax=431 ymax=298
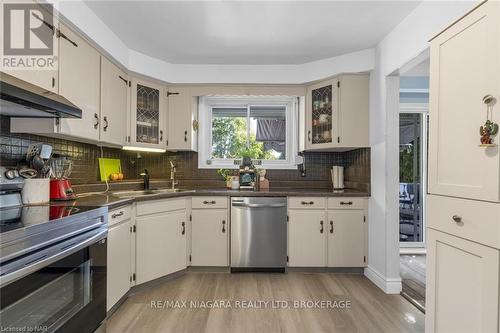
xmin=426 ymin=228 xmax=500 ymax=333
xmin=191 ymin=209 xmax=228 ymax=266
xmin=288 ymin=197 xmax=367 ymax=267
xmin=288 ymin=210 xmax=326 ymax=267
xmin=135 ymin=210 xmax=187 ymax=284
xmin=327 ymin=210 xmax=366 ymax=267
xmin=107 ymin=206 xmax=132 ymax=311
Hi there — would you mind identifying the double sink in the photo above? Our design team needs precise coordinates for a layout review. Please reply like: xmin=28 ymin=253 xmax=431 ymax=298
xmin=111 ymin=188 xmax=188 ymax=198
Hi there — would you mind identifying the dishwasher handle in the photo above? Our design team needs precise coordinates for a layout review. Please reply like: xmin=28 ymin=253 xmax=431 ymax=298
xmin=232 ymin=202 xmax=287 ymax=208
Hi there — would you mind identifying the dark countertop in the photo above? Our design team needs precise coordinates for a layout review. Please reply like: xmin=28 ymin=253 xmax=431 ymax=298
xmin=69 ymin=188 xmax=369 ymax=210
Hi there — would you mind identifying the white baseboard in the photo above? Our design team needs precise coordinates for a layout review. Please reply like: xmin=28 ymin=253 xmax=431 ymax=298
xmin=364 ymin=266 xmax=402 ymax=294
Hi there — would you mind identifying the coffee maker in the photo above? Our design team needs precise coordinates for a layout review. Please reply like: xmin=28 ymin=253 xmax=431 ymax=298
xmin=239 ymin=157 xmax=256 ymax=190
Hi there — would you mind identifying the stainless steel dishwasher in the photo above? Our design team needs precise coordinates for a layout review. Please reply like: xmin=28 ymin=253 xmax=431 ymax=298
xmin=231 ymin=197 xmax=287 ymax=272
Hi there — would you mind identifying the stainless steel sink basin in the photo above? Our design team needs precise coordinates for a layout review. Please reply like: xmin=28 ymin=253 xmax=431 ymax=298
xmin=112 ymin=188 xmax=185 ymax=198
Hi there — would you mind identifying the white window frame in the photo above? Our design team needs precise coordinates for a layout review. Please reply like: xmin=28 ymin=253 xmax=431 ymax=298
xmin=198 ymin=95 xmax=299 ymax=170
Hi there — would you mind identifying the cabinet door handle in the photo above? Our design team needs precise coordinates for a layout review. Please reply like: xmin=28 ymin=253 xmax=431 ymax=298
xmin=340 ymin=201 xmax=353 ymax=206
xmin=203 ymin=200 xmax=216 ymax=205
xmin=56 ymin=29 xmax=78 ymax=47
xmin=160 ymin=130 xmax=163 ymax=142
xmin=184 ymin=130 xmax=188 ymax=142
xmin=93 ymin=113 xmax=99 ymax=129
xmin=452 ymin=215 xmax=462 ymax=223
xmin=111 ymin=211 xmax=124 ymax=219
xmin=222 ymin=220 xmax=226 ymax=233
xmin=329 ymin=221 xmax=333 ymax=234
xmin=320 ymin=220 xmax=324 ymax=234
xmin=103 ymin=116 xmax=109 ymax=131
xmin=118 ymin=75 xmax=128 ymax=85
xmin=52 ymin=77 xmax=56 ymax=88
xmin=301 ymin=201 xmax=314 ymax=205
xmin=181 ymin=221 xmax=185 ymax=235
xmin=308 ymin=130 xmax=311 ymax=142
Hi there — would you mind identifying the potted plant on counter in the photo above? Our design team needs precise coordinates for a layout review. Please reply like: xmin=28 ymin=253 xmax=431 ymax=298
xmin=218 ymin=168 xmax=235 ymax=189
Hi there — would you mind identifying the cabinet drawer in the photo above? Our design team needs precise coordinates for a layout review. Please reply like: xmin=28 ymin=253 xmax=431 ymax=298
xmin=427 ymin=195 xmax=500 ymax=249
xmin=108 ymin=205 xmax=132 ymax=227
xmin=136 ymin=198 xmax=186 ymax=216
xmin=327 ymin=198 xmax=365 ymax=210
xmin=192 ymin=196 xmax=228 ymax=209
xmin=288 ymin=197 xmax=326 ymax=209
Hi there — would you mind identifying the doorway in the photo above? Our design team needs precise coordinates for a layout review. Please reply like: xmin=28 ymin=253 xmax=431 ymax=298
xmin=398 ymin=58 xmax=429 ymax=312
xmin=399 ymin=113 xmax=426 ymax=246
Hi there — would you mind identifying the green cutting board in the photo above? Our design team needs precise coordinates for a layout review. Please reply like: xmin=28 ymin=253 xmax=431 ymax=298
xmin=98 ymin=158 xmax=122 ymax=182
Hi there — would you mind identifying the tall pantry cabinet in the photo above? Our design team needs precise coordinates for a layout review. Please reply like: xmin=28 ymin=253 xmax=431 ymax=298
xmin=426 ymin=1 xmax=500 ymax=332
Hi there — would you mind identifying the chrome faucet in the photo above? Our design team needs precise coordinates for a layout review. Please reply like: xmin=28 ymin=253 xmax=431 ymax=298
xmin=139 ymin=169 xmax=150 ymax=190
xmin=170 ymin=161 xmax=178 ymax=190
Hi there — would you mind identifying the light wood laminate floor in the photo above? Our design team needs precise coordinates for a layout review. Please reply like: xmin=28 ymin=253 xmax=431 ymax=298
xmin=104 ymin=272 xmax=424 ymax=333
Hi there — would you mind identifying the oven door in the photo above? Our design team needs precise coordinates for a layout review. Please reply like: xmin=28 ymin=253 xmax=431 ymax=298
xmin=0 ymin=228 xmax=107 ymax=333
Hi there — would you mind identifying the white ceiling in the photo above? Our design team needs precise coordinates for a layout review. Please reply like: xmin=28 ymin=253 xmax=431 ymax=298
xmin=84 ymin=1 xmax=420 ymax=65
xmin=401 ymin=58 xmax=430 ymax=77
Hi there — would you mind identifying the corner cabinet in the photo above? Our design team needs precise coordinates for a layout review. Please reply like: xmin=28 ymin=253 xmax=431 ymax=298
xmin=135 ymin=198 xmax=187 ymax=285
xmin=129 ymin=78 xmax=166 ymax=149
xmin=304 ymin=74 xmax=369 ymax=151
xmin=166 ymin=86 xmax=198 ymax=151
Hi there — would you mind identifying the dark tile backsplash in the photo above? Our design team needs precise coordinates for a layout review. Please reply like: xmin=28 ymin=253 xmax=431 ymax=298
xmin=0 ymin=116 xmax=370 ymax=192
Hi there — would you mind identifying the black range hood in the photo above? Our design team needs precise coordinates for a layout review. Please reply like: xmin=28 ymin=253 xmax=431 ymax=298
xmin=0 ymin=73 xmax=82 ymax=118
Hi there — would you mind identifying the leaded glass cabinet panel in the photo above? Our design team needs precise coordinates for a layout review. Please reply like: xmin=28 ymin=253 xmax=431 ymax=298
xmin=129 ymin=78 xmax=165 ymax=149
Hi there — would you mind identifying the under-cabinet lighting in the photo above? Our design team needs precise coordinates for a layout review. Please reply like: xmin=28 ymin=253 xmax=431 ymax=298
xmin=122 ymin=146 xmax=166 ymax=153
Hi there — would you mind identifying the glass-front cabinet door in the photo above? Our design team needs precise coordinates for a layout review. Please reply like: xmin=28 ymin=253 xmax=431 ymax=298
xmin=129 ymin=78 xmax=165 ymax=149
xmin=306 ymin=79 xmax=339 ymax=149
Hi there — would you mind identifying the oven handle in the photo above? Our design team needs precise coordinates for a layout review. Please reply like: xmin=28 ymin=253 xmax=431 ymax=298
xmin=0 ymin=228 xmax=107 ymax=288
xmin=232 ymin=203 xmax=287 ymax=208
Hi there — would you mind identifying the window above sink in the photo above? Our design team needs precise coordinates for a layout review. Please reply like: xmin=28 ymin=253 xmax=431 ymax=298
xmin=198 ymin=96 xmax=301 ymax=169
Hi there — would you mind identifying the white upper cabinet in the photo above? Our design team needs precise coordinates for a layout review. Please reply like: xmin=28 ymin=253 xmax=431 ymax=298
xmin=428 ymin=1 xmax=500 ymax=202
xmin=1 ymin=1 xmax=59 ymax=93
xmin=129 ymin=78 xmax=166 ymax=149
xmin=100 ymin=57 xmax=128 ymax=146
xmin=304 ymin=74 xmax=369 ymax=151
xmin=58 ymin=23 xmax=101 ymax=141
xmin=166 ymin=86 xmax=198 ymax=151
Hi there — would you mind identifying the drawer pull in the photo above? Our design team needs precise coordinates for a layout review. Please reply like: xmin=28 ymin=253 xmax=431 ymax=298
xmin=111 ymin=211 xmax=124 ymax=219
xmin=329 ymin=221 xmax=333 ymax=234
xmin=301 ymin=201 xmax=314 ymax=205
xmin=320 ymin=220 xmax=324 ymax=234
xmin=452 ymin=215 xmax=462 ymax=223
xmin=203 ymin=200 xmax=216 ymax=205
xmin=222 ymin=220 xmax=226 ymax=233
xmin=340 ymin=201 xmax=353 ymax=206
